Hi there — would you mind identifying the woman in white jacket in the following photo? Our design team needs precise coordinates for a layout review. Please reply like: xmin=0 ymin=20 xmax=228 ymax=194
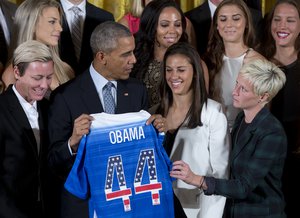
xmin=149 ymin=42 xmax=230 ymax=217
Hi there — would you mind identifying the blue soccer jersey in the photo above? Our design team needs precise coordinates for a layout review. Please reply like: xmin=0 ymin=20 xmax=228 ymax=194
xmin=65 ymin=110 xmax=174 ymax=218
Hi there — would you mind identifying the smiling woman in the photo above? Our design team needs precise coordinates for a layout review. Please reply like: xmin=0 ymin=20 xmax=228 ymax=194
xmin=131 ymin=0 xmax=209 ymax=109
xmin=170 ymin=59 xmax=287 ymax=218
xmin=151 ymin=42 xmax=230 ymax=218
xmin=0 ymin=39 xmax=59 ymax=218
xmin=1 ymin=0 xmax=74 ymax=95
xmin=131 ymin=0 xmax=188 ymax=108
xmin=35 ymin=7 xmax=63 ymax=46
xmin=203 ymin=0 xmax=265 ymax=131
xmin=13 ymin=41 xmax=54 ymax=104
xmin=258 ymin=0 xmax=300 ymax=216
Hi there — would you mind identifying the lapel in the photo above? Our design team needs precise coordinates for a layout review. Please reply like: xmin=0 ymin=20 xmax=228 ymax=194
xmin=115 ymin=80 xmax=131 ymax=114
xmin=83 ymin=2 xmax=92 ymax=35
xmin=79 ymin=71 xmax=104 ymax=113
xmin=6 ymin=86 xmax=39 ymax=159
xmin=201 ymin=1 xmax=212 ymax=20
xmin=80 ymin=4 xmax=90 ymax=60
xmin=60 ymin=6 xmax=74 ymax=48
xmin=230 ymin=123 xmax=255 ymax=161
xmin=62 ymin=14 xmax=71 ymax=35
xmin=37 ymin=99 xmax=48 ymax=161
xmin=1 ymin=1 xmax=16 ymax=35
xmin=230 ymin=108 xmax=269 ymax=160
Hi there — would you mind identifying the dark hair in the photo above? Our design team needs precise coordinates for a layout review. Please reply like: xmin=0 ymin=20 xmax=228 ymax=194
xmin=131 ymin=0 xmax=188 ymax=79
xmin=204 ymin=0 xmax=255 ymax=99
xmin=90 ymin=21 xmax=132 ymax=56
xmin=158 ymin=42 xmax=207 ymax=128
xmin=259 ymin=0 xmax=300 ymax=63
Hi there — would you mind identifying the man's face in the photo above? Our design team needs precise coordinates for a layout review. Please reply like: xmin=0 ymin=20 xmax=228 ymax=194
xmin=103 ymin=36 xmax=136 ymax=80
xmin=14 ymin=61 xmax=54 ymax=104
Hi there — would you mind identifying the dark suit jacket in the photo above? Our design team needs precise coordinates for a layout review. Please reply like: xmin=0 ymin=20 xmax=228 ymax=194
xmin=0 ymin=85 xmax=58 ymax=218
xmin=0 ymin=0 xmax=17 ymax=67
xmin=205 ymin=108 xmax=287 ymax=217
xmin=59 ymin=2 xmax=114 ymax=75
xmin=185 ymin=1 xmax=263 ymax=56
xmin=48 ymin=70 xmax=148 ymax=218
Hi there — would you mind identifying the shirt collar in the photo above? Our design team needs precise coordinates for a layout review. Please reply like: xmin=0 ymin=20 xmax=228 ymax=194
xmin=89 ymin=64 xmax=117 ymax=94
xmin=208 ymin=0 xmax=217 ymax=18
xmin=61 ymin=0 xmax=86 ymax=14
xmin=12 ymin=85 xmax=37 ymax=111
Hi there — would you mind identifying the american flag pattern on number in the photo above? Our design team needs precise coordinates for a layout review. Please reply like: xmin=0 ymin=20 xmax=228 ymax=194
xmin=64 ymin=111 xmax=175 ymax=218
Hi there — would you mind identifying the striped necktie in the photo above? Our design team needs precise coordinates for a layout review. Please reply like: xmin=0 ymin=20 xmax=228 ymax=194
xmin=70 ymin=6 xmax=82 ymax=61
xmin=103 ymin=82 xmax=115 ymax=114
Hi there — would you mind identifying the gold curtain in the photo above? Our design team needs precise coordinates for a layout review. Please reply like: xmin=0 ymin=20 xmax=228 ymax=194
xmin=178 ymin=0 xmax=204 ymax=13
xmin=88 ymin=0 xmax=131 ymax=21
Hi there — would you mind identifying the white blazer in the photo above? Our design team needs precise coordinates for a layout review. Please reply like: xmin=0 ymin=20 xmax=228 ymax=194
xmin=170 ymin=99 xmax=231 ymax=218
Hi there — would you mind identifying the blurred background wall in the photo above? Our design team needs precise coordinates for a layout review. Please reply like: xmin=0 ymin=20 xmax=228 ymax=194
xmin=10 ymin=0 xmax=277 ymax=21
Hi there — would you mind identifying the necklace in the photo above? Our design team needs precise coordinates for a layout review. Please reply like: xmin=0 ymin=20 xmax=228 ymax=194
xmin=234 ymin=120 xmax=243 ymax=146
xmin=234 ymin=119 xmax=249 ymax=146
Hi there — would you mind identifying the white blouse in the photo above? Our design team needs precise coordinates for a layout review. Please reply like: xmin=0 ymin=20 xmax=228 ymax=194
xmin=218 ymin=52 xmax=247 ymax=131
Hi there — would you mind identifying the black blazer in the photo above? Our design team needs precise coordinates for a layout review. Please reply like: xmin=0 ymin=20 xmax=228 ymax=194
xmin=185 ymin=1 xmax=211 ymax=56
xmin=205 ymin=108 xmax=287 ymax=217
xmin=0 ymin=85 xmax=58 ymax=218
xmin=59 ymin=2 xmax=114 ymax=75
xmin=0 ymin=0 xmax=17 ymax=66
xmin=185 ymin=1 xmax=263 ymax=56
xmin=48 ymin=70 xmax=148 ymax=218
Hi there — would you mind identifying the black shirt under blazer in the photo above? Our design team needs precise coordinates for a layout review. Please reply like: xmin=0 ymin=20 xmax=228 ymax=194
xmin=48 ymin=70 xmax=148 ymax=218
xmin=205 ymin=108 xmax=287 ymax=217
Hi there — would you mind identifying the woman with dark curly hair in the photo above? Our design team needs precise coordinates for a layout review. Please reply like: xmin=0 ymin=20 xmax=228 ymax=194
xmin=132 ymin=0 xmax=208 ymax=108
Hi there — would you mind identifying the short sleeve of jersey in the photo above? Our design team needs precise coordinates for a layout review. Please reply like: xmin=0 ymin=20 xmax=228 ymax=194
xmin=64 ymin=110 xmax=174 ymax=218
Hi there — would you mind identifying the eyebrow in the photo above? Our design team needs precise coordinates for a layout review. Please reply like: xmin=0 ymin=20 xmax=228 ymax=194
xmin=219 ymin=13 xmax=242 ymax=17
xmin=160 ymin=19 xmax=181 ymax=22
xmin=273 ymin=15 xmax=298 ymax=19
xmin=121 ymin=50 xmax=133 ymax=56
xmin=45 ymin=16 xmax=60 ymax=20
xmin=166 ymin=65 xmax=190 ymax=68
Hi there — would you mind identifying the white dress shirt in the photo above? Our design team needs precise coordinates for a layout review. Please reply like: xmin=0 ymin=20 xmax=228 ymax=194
xmin=208 ymin=0 xmax=218 ymax=18
xmin=68 ymin=64 xmax=117 ymax=155
xmin=89 ymin=64 xmax=117 ymax=106
xmin=12 ymin=85 xmax=40 ymax=154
